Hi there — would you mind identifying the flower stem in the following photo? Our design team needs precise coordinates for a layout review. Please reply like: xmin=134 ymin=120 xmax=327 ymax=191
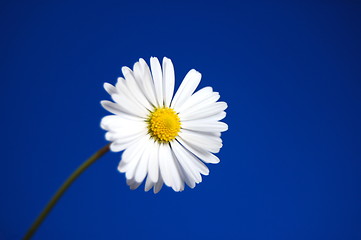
xmin=23 ymin=143 xmax=110 ymax=240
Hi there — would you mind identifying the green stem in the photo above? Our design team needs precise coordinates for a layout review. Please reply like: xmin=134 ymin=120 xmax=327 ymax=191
xmin=23 ymin=143 xmax=110 ymax=240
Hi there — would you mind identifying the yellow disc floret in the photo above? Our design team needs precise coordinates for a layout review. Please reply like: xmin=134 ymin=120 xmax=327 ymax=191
xmin=147 ymin=107 xmax=181 ymax=143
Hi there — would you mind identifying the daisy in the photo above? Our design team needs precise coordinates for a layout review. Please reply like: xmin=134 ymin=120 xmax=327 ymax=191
xmin=101 ymin=57 xmax=228 ymax=193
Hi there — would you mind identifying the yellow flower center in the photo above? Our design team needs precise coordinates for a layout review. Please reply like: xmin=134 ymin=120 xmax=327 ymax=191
xmin=147 ymin=107 xmax=181 ymax=143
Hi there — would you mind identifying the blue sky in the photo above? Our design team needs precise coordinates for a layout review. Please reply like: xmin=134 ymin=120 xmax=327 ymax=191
xmin=1 ymin=1 xmax=361 ymax=239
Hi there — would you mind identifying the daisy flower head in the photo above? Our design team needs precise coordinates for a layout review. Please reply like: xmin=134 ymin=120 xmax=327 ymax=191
xmin=101 ymin=57 xmax=228 ymax=193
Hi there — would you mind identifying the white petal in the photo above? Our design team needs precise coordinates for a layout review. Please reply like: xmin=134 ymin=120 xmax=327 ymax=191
xmin=171 ymin=69 xmax=201 ymax=111
xmin=177 ymin=86 xmax=213 ymax=114
xmin=139 ymin=58 xmax=157 ymax=107
xmin=158 ymin=144 xmax=172 ymax=187
xmin=110 ymin=132 xmax=145 ymax=152
xmin=132 ymin=62 xmax=144 ymax=87
xmin=101 ymin=100 xmax=138 ymax=117
xmin=179 ymin=91 xmax=220 ymax=116
xmin=118 ymin=136 xmax=148 ymax=173
xmin=162 ymin=57 xmax=175 ymax=107
xmin=150 ymin=57 xmax=163 ymax=107
xmin=122 ymin=66 xmax=153 ymax=111
xmin=178 ymin=164 xmax=196 ymax=189
xmin=153 ymin=174 xmax=163 ymax=194
xmin=182 ymin=121 xmax=228 ymax=132
xmin=172 ymin=155 xmax=186 ymax=191
xmin=100 ymin=115 xmax=145 ymax=131
xmin=127 ymin=178 xmax=141 ymax=190
xmin=182 ymin=121 xmax=228 ymax=133
xmin=177 ymin=137 xmax=220 ymax=164
xmin=179 ymin=100 xmax=226 ymax=121
xmin=134 ymin=140 xmax=152 ymax=183
xmin=183 ymin=112 xmax=227 ymax=124
xmin=176 ymin=142 xmax=210 ymax=176
xmin=125 ymin=148 xmax=143 ymax=180
xmin=110 ymin=95 xmax=146 ymax=118
xmin=165 ymin=144 xmax=183 ymax=191
xmin=115 ymin=77 xmax=148 ymax=113
xmin=178 ymin=129 xmax=223 ymax=153
xmin=104 ymin=82 xmax=117 ymax=95
xmin=148 ymin=141 xmax=159 ymax=183
xmin=170 ymin=141 xmax=202 ymax=183
xmin=189 ymin=131 xmax=222 ymax=138
xmin=133 ymin=62 xmax=152 ymax=106
xmin=144 ymin=176 xmax=154 ymax=192
xmin=121 ymin=135 xmax=149 ymax=165
xmin=180 ymin=129 xmax=222 ymax=145
xmin=102 ymin=112 xmax=144 ymax=123
xmin=105 ymin=128 xmax=145 ymax=142
xmin=112 ymin=81 xmax=149 ymax=117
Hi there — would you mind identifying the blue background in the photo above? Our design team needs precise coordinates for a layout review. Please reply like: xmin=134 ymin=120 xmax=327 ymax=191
xmin=1 ymin=1 xmax=361 ymax=239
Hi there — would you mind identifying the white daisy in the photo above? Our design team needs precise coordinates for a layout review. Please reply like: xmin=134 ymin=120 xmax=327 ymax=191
xmin=101 ymin=57 xmax=228 ymax=193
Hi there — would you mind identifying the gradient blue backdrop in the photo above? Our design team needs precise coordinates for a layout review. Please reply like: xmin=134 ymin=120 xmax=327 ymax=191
xmin=1 ymin=1 xmax=361 ymax=239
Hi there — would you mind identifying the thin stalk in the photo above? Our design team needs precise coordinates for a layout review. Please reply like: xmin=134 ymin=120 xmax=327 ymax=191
xmin=23 ymin=143 xmax=110 ymax=239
